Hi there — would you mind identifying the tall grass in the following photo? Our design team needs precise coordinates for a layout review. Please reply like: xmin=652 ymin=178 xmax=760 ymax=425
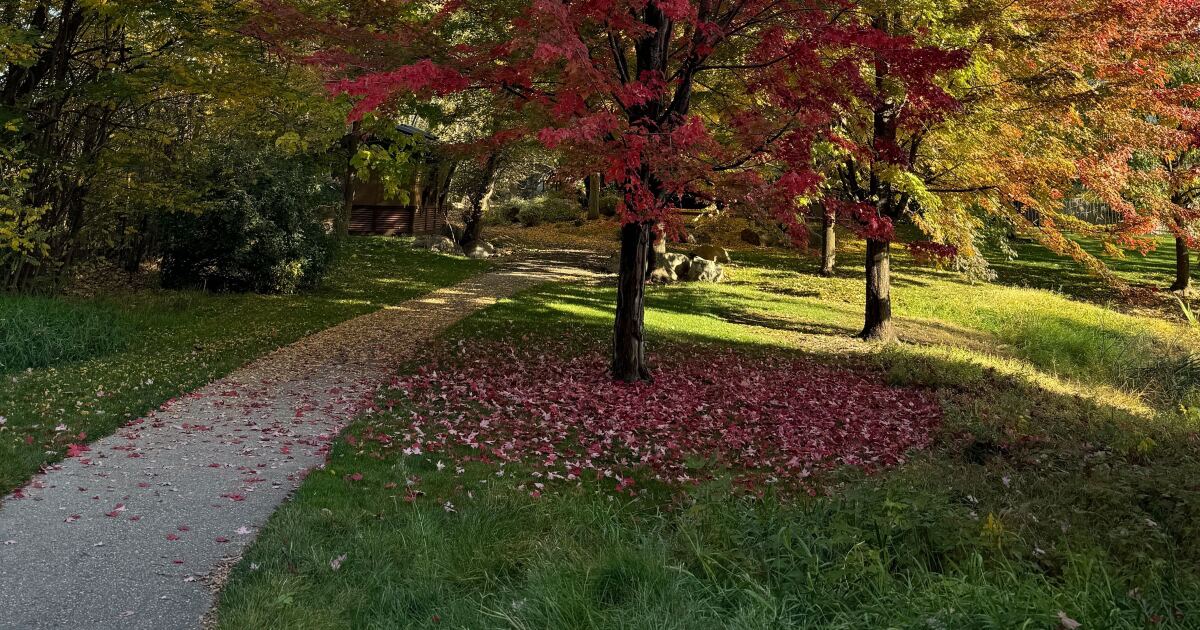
xmin=0 ymin=295 xmax=131 ymax=373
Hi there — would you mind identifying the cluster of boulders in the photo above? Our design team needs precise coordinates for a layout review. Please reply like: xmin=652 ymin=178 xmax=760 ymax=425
xmin=411 ymin=235 xmax=506 ymax=259
xmin=603 ymin=244 xmax=730 ymax=284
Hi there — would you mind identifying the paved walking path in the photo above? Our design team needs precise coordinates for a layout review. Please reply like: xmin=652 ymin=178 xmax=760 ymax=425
xmin=0 ymin=252 xmax=597 ymax=630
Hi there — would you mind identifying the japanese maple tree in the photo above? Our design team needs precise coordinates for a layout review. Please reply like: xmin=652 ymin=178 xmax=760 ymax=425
xmin=817 ymin=2 xmax=968 ymax=342
xmin=254 ymin=0 xmax=918 ymax=381
xmin=820 ymin=0 xmax=1200 ymax=340
xmin=912 ymin=0 xmax=1200 ymax=290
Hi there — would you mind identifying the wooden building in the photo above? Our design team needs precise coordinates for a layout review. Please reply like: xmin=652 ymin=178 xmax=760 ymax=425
xmin=346 ymin=124 xmax=456 ymax=237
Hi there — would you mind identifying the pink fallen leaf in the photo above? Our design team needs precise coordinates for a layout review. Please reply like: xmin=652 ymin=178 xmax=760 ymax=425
xmin=330 ymin=554 xmax=347 ymax=571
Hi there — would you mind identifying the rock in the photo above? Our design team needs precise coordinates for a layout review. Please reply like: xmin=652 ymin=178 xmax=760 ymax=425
xmin=684 ymin=232 xmax=697 ymax=245
xmin=687 ymin=257 xmax=725 ymax=283
xmin=740 ymin=228 xmax=763 ymax=246
xmin=463 ymin=241 xmax=497 ymax=258
xmin=602 ymin=252 xmax=622 ymax=274
xmin=692 ymin=244 xmax=730 ymax=264
xmin=414 ymin=235 xmax=457 ymax=253
xmin=429 ymin=236 xmax=457 ymax=253
xmin=662 ymin=252 xmax=691 ymax=279
xmin=648 ymin=266 xmax=676 ymax=284
xmin=465 ymin=244 xmax=493 ymax=259
xmin=653 ymin=235 xmax=668 ymax=257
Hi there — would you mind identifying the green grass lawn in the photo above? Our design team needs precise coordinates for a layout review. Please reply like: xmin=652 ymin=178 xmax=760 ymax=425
xmin=214 ymin=239 xmax=1200 ymax=629
xmin=0 ymin=237 xmax=489 ymax=496
xmin=986 ymin=233 xmax=1184 ymax=307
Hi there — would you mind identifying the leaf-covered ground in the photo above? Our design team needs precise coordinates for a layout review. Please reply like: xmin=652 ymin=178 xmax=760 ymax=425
xmin=384 ymin=339 xmax=939 ymax=496
xmin=215 ymin=228 xmax=1200 ymax=629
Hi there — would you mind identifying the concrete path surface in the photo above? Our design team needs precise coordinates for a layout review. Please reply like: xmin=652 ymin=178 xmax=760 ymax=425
xmin=0 ymin=252 xmax=596 ymax=629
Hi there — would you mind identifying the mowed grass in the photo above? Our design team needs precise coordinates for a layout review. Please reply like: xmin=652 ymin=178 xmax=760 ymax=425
xmin=215 ymin=234 xmax=1200 ymax=629
xmin=0 ymin=237 xmax=489 ymax=496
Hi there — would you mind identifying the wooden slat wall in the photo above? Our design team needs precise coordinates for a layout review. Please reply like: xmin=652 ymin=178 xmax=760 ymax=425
xmin=349 ymin=206 xmax=416 ymax=236
xmin=348 ymin=207 xmax=375 ymax=234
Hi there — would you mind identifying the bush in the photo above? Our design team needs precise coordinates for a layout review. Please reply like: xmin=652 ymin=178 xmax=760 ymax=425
xmin=515 ymin=193 xmax=583 ymax=227
xmin=0 ymin=294 xmax=130 ymax=373
xmin=488 ymin=199 xmax=523 ymax=224
xmin=160 ymin=151 xmax=339 ymax=294
xmin=599 ymin=192 xmax=621 ymax=217
xmin=487 ymin=193 xmax=583 ymax=227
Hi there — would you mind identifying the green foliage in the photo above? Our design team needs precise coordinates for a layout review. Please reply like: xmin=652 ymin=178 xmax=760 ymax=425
xmin=159 ymin=151 xmax=340 ymax=294
xmin=0 ymin=295 xmax=129 ymax=373
xmin=1 ymin=0 xmax=350 ymax=288
xmin=0 ymin=144 xmax=50 ymax=286
xmin=496 ymin=192 xmax=583 ymax=227
xmin=1177 ymin=296 xmax=1198 ymax=328
xmin=599 ymin=191 xmax=621 ymax=217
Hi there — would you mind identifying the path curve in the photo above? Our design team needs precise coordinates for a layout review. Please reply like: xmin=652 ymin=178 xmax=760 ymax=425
xmin=0 ymin=251 xmax=598 ymax=630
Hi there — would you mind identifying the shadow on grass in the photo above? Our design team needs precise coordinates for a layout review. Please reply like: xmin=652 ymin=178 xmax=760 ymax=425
xmin=213 ymin=246 xmax=1200 ymax=630
xmin=985 ymin=235 xmax=1179 ymax=303
xmin=458 ymin=280 xmax=1176 ymax=418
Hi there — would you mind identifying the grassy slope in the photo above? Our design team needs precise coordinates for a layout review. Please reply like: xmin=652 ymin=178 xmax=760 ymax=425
xmin=215 ymin=231 xmax=1200 ymax=629
xmin=0 ymin=237 xmax=489 ymax=495
xmin=989 ymin=233 xmax=1184 ymax=305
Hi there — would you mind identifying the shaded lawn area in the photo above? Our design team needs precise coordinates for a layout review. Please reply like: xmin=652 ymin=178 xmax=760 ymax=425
xmin=0 ymin=237 xmax=489 ymax=496
xmin=985 ymin=233 xmax=1183 ymax=306
xmin=215 ymin=250 xmax=1200 ymax=629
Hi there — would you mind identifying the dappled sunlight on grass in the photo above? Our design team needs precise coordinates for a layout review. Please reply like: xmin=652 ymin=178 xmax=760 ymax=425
xmin=217 ymin=236 xmax=1200 ymax=629
xmin=888 ymin=343 xmax=1154 ymax=419
xmin=473 ymin=247 xmax=1193 ymax=429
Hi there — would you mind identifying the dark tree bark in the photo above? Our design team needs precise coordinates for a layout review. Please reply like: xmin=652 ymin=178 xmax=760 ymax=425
xmin=1172 ymin=236 xmax=1192 ymax=292
xmin=337 ymin=122 xmax=360 ymax=240
xmin=860 ymin=238 xmax=895 ymax=342
xmin=820 ymin=209 xmax=836 ymax=277
xmin=586 ymin=172 xmax=601 ymax=219
xmin=459 ymin=151 xmax=500 ymax=252
xmin=613 ymin=221 xmax=655 ymax=382
xmin=611 ymin=4 xmax=670 ymax=382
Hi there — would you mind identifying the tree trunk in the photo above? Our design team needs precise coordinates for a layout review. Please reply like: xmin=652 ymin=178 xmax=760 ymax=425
xmin=820 ymin=210 xmax=836 ymax=277
xmin=587 ymin=173 xmax=601 ymax=219
xmin=337 ymin=122 xmax=359 ymax=240
xmin=459 ymin=152 xmax=500 ymax=252
xmin=1172 ymin=236 xmax=1191 ymax=292
xmin=860 ymin=238 xmax=895 ymax=342
xmin=613 ymin=221 xmax=655 ymax=382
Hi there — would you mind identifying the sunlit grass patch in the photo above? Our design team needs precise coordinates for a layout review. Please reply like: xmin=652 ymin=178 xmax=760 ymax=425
xmin=210 ymin=227 xmax=1200 ymax=628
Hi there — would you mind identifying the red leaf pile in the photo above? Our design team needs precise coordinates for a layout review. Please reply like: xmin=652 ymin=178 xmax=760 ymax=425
xmin=380 ymin=342 xmax=941 ymax=494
